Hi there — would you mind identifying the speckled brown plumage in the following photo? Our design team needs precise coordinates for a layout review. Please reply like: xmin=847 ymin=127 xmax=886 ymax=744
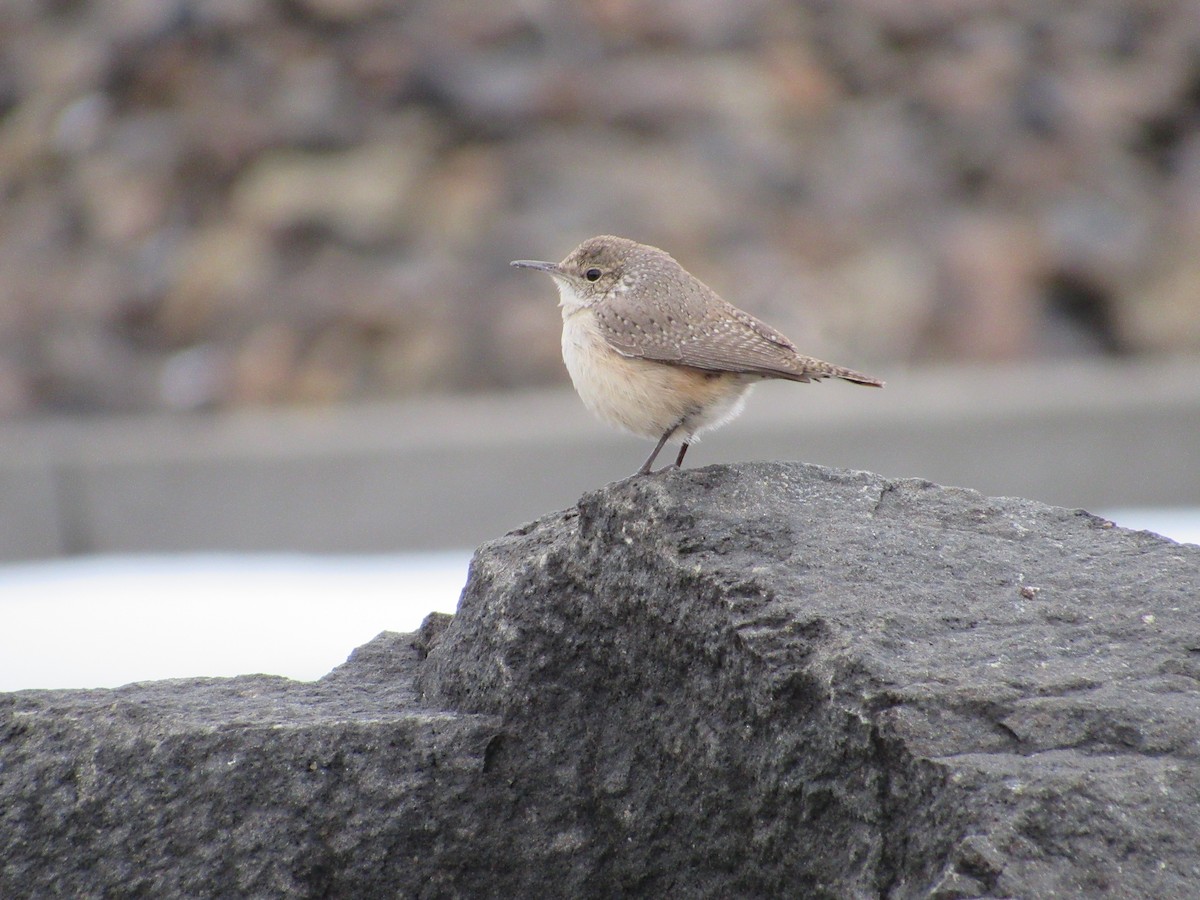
xmin=511 ymin=235 xmax=883 ymax=475
xmin=575 ymin=237 xmax=881 ymax=386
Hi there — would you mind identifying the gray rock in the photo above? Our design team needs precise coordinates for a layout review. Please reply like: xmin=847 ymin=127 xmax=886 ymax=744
xmin=4 ymin=462 xmax=1200 ymax=898
xmin=420 ymin=462 xmax=1200 ymax=897
xmin=0 ymin=632 xmax=504 ymax=898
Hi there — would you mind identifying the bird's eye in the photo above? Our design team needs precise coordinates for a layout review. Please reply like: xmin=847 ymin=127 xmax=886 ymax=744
xmin=584 ymin=268 xmax=602 ymax=282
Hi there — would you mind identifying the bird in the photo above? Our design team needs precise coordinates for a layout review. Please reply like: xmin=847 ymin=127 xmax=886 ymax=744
xmin=511 ymin=235 xmax=883 ymax=476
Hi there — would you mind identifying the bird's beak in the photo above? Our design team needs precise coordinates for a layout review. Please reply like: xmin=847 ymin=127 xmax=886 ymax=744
xmin=510 ymin=259 xmax=560 ymax=274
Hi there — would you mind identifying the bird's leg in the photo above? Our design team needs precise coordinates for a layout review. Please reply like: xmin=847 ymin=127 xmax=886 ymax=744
xmin=673 ymin=441 xmax=690 ymax=469
xmin=637 ymin=429 xmax=674 ymax=476
xmin=637 ymin=420 xmax=688 ymax=476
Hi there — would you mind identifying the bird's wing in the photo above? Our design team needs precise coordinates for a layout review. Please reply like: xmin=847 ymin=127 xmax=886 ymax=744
xmin=594 ymin=282 xmax=865 ymax=384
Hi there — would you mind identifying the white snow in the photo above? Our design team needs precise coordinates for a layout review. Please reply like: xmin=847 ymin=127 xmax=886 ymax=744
xmin=0 ymin=552 xmax=470 ymax=691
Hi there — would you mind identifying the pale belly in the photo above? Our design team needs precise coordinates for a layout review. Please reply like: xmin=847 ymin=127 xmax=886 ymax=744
xmin=561 ymin=308 xmax=755 ymax=439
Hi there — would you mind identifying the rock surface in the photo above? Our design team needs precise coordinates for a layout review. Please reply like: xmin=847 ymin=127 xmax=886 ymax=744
xmin=4 ymin=462 xmax=1200 ymax=897
xmin=0 ymin=625 xmax=506 ymax=898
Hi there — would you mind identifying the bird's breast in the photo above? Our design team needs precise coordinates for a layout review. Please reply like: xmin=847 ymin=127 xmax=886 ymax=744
xmin=560 ymin=308 xmax=752 ymax=439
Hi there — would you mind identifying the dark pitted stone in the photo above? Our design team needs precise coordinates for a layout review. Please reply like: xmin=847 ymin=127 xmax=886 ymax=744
xmin=4 ymin=462 xmax=1199 ymax=898
xmin=418 ymin=462 xmax=1200 ymax=898
xmin=0 ymin=634 xmax=504 ymax=898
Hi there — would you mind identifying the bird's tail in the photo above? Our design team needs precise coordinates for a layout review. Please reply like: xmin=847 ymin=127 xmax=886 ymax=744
xmin=788 ymin=356 xmax=885 ymax=387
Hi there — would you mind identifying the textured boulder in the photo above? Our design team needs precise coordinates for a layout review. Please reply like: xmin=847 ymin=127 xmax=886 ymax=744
xmin=419 ymin=462 xmax=1200 ymax=898
xmin=0 ymin=625 xmax=507 ymax=898
xmin=4 ymin=462 xmax=1200 ymax=898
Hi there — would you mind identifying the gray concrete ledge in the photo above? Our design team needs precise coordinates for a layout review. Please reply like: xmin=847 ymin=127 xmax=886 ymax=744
xmin=0 ymin=356 xmax=1197 ymax=560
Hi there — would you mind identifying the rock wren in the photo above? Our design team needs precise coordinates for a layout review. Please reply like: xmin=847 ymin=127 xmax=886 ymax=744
xmin=512 ymin=235 xmax=884 ymax=475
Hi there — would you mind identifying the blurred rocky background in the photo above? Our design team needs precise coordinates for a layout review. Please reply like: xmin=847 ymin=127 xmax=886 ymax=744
xmin=1 ymin=0 xmax=1198 ymax=417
